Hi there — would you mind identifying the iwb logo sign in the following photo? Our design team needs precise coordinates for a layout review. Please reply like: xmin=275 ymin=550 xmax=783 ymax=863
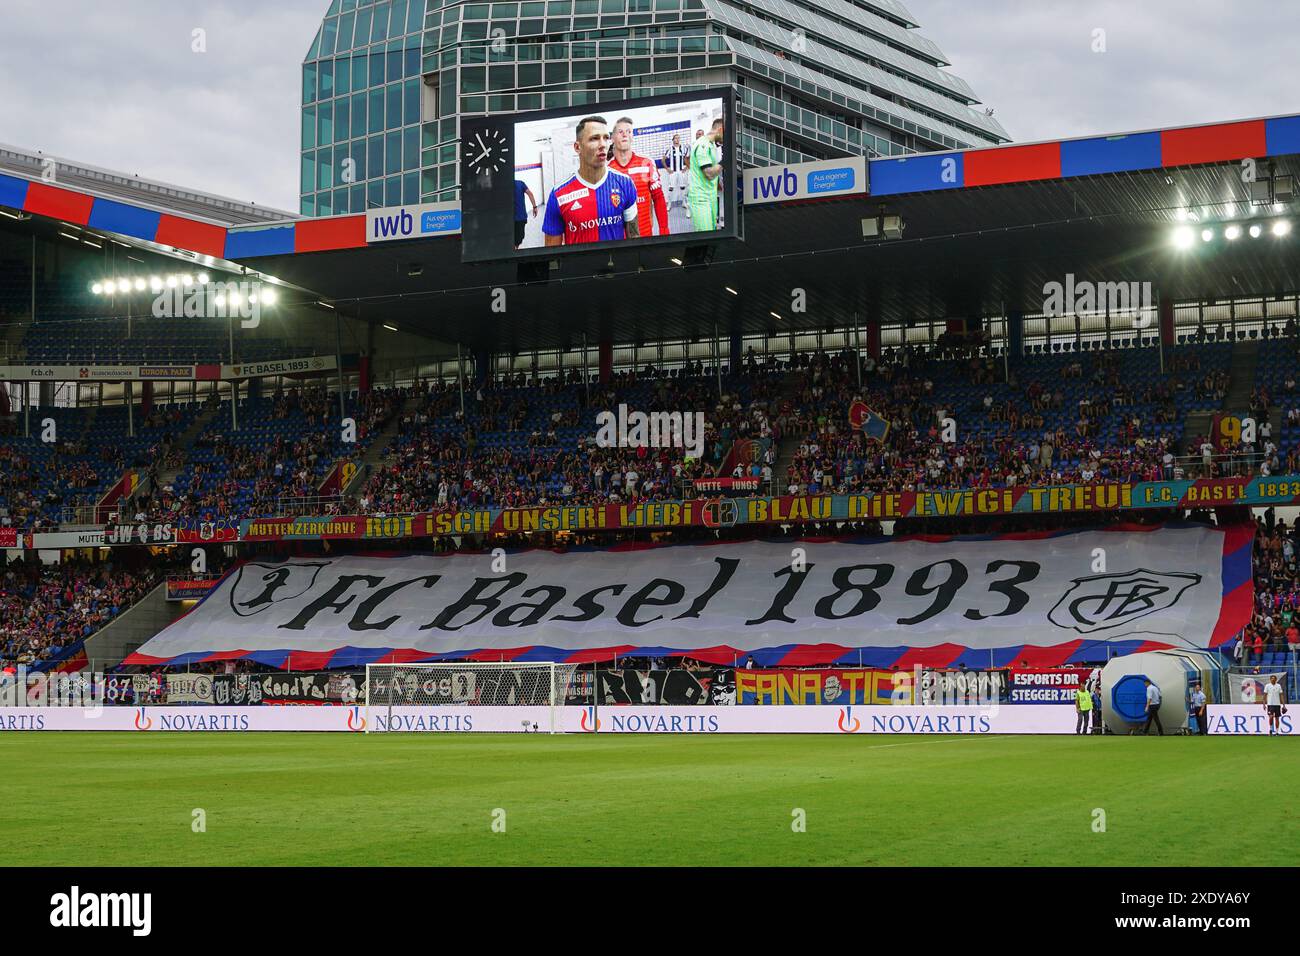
xmin=366 ymin=201 xmax=463 ymax=242
xmin=743 ymin=157 xmax=867 ymax=205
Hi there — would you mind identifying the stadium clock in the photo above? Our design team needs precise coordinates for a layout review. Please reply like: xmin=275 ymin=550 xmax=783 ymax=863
xmin=464 ymin=128 xmax=510 ymax=174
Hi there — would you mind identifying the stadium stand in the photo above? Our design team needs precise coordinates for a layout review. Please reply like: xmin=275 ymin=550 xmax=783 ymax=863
xmin=10 ymin=334 xmax=1288 ymax=529
xmin=0 ymin=561 xmax=160 ymax=670
xmin=0 ymin=403 xmax=202 ymax=530
xmin=17 ymin=316 xmax=314 ymax=365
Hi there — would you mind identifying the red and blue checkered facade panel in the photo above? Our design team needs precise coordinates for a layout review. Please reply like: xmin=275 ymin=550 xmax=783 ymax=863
xmin=1 ymin=114 xmax=1297 ymax=260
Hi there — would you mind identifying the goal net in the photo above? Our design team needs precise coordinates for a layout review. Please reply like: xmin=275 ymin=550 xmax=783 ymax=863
xmin=363 ymin=662 xmax=579 ymax=733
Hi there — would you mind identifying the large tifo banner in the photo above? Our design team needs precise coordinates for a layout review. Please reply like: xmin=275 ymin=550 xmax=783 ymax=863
xmin=127 ymin=526 xmax=1250 ymax=666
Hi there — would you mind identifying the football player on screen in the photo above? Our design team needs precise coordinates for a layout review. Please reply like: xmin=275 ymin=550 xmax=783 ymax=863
xmin=542 ymin=116 xmax=641 ymax=246
xmin=608 ymin=116 xmax=669 ymax=237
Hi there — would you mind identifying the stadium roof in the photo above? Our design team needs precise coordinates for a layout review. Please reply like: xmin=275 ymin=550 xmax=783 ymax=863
xmin=0 ymin=142 xmax=296 ymax=226
xmin=2 ymin=114 xmax=1298 ymax=356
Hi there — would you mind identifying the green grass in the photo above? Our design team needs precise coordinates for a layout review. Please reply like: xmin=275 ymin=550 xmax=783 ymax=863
xmin=0 ymin=733 xmax=1295 ymax=866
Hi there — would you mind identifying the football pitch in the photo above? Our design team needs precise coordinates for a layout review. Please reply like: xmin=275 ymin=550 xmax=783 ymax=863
xmin=1 ymin=732 xmax=1294 ymax=866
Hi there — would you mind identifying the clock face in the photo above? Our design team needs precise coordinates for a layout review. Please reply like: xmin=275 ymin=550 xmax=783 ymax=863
xmin=464 ymin=127 xmax=510 ymax=175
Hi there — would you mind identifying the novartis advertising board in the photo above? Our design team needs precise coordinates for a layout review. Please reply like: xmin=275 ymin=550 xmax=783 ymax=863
xmin=0 ymin=705 xmax=1070 ymax=733
xmin=0 ymin=705 xmax=1284 ymax=733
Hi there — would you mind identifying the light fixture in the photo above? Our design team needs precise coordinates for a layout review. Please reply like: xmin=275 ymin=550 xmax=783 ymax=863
xmin=1174 ymin=208 xmax=1188 ymax=221
xmin=1274 ymin=220 xmax=1292 ymax=237
xmin=383 ymin=323 xmax=398 ymax=332
xmin=248 ymin=292 xmax=259 ymax=304
xmin=181 ymin=274 xmax=193 ymax=287
xmin=260 ymin=287 xmax=276 ymax=305
xmin=1172 ymin=226 xmax=1194 ymax=249
xmin=725 ymin=286 xmax=738 ymax=295
xmin=59 ymin=231 xmax=80 ymax=242
xmin=229 ymin=290 xmax=243 ymax=306
xmin=214 ymin=294 xmax=226 ymax=307
xmin=91 ymin=282 xmax=103 ymax=295
xmin=166 ymin=276 xmax=177 ymax=288
xmin=1200 ymin=228 xmax=1214 ymax=243
xmin=198 ymin=273 xmax=210 ymax=285
xmin=1224 ymin=224 xmax=1241 ymax=241
xmin=149 ymin=276 xmax=163 ymax=290
xmin=770 ymin=311 xmax=781 ymax=319
xmin=670 ymin=257 xmax=683 ymax=266
xmin=1249 ymin=224 xmax=1263 ymax=239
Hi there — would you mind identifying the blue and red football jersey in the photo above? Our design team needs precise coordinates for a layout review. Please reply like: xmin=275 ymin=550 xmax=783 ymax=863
xmin=541 ymin=169 xmax=639 ymax=245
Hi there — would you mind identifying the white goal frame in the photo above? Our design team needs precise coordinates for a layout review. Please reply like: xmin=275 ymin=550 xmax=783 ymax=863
xmin=363 ymin=661 xmax=572 ymax=734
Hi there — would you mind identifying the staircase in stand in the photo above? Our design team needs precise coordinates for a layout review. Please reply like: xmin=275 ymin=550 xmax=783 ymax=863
xmin=341 ymin=392 xmax=420 ymax=498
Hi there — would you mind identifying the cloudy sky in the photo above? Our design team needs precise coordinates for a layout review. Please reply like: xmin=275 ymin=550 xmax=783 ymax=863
xmin=0 ymin=0 xmax=1292 ymax=213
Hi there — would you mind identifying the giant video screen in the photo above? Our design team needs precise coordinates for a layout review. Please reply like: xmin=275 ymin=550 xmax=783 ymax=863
xmin=460 ymin=88 xmax=737 ymax=262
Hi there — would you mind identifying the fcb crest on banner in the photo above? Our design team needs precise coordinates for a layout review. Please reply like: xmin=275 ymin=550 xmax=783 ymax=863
xmin=849 ymin=400 xmax=890 ymax=442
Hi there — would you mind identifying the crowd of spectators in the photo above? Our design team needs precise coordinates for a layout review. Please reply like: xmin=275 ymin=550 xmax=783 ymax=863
xmin=1239 ymin=515 xmax=1300 ymax=663
xmin=354 ymin=364 xmax=783 ymax=514
xmin=777 ymin=347 xmax=1198 ymax=495
xmin=0 ymin=561 xmax=160 ymax=670
xmin=6 ymin=335 xmax=1300 ymax=533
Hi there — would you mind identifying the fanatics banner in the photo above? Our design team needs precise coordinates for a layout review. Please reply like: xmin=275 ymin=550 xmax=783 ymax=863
xmin=736 ymin=668 xmax=904 ymax=705
xmin=126 ymin=526 xmax=1250 ymax=665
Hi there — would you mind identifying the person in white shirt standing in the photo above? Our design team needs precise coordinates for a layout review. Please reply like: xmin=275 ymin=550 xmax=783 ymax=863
xmin=661 ymin=134 xmax=689 ymax=209
xmin=1262 ymin=674 xmax=1287 ymax=735
xmin=1142 ymin=678 xmax=1164 ymax=735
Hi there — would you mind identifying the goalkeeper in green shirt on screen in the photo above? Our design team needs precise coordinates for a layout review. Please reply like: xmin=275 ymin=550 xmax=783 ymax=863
xmin=687 ymin=117 xmax=725 ymax=231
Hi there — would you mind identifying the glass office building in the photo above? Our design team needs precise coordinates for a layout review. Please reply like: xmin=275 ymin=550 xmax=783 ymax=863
xmin=299 ymin=0 xmax=1008 ymax=216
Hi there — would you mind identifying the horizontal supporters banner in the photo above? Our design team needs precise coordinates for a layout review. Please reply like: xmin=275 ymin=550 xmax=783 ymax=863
xmin=232 ymin=477 xmax=1300 ymax=542
xmin=129 ymin=527 xmax=1243 ymax=662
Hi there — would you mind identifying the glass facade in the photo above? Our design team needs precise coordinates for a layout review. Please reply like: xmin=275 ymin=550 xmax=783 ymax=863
xmin=300 ymin=0 xmax=1008 ymax=216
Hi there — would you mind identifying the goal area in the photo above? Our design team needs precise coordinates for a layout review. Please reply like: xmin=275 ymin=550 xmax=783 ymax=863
xmin=363 ymin=662 xmax=578 ymax=733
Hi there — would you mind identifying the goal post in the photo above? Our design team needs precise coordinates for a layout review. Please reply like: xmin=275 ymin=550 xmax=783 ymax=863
xmin=363 ymin=662 xmax=579 ymax=734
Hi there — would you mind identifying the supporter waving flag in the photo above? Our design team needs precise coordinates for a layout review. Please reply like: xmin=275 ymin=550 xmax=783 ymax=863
xmin=849 ymin=400 xmax=890 ymax=443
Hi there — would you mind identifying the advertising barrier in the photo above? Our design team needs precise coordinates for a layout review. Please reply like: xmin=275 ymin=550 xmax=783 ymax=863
xmin=1207 ymin=705 xmax=1295 ymax=735
xmin=1008 ymin=667 xmax=1096 ymax=703
xmin=0 ymin=359 xmax=335 ymax=382
xmin=0 ymin=704 xmax=1283 ymax=733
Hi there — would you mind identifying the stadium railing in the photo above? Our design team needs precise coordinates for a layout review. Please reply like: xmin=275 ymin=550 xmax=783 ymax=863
xmin=276 ymin=495 xmax=345 ymax=518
